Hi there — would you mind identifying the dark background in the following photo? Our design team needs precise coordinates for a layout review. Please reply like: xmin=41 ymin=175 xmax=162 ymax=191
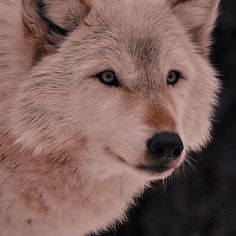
xmin=95 ymin=1 xmax=236 ymax=236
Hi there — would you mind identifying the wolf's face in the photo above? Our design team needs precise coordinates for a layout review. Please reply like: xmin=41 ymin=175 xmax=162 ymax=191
xmin=10 ymin=0 xmax=220 ymax=181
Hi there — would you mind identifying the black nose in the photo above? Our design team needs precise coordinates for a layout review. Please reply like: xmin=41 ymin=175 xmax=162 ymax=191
xmin=147 ymin=132 xmax=184 ymax=160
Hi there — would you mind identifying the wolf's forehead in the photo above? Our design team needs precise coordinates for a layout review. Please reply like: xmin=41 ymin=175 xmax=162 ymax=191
xmin=120 ymin=35 xmax=162 ymax=92
xmin=95 ymin=1 xmax=171 ymax=70
xmin=126 ymin=36 xmax=159 ymax=71
xmin=115 ymin=24 xmax=165 ymax=79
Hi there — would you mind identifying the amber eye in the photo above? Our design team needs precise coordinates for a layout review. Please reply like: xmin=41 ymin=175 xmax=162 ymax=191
xmin=97 ymin=70 xmax=120 ymax=87
xmin=167 ymin=70 xmax=181 ymax=86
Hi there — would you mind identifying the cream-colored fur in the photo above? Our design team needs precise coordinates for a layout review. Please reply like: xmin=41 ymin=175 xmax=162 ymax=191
xmin=0 ymin=0 xmax=220 ymax=235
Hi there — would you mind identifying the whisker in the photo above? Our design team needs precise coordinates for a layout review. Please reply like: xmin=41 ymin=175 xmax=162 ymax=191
xmin=161 ymin=178 xmax=167 ymax=195
xmin=187 ymin=155 xmax=198 ymax=163
xmin=185 ymin=158 xmax=198 ymax=172
xmin=181 ymin=162 xmax=186 ymax=177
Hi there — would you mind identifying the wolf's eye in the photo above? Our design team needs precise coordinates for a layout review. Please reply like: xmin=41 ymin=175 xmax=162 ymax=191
xmin=97 ymin=70 xmax=120 ymax=87
xmin=167 ymin=71 xmax=181 ymax=86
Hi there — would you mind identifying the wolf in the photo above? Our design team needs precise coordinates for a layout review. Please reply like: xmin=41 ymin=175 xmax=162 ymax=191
xmin=0 ymin=0 xmax=220 ymax=235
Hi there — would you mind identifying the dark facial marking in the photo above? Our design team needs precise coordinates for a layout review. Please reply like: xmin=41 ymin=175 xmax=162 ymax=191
xmin=26 ymin=217 xmax=33 ymax=225
xmin=127 ymin=37 xmax=159 ymax=71
xmin=13 ymin=164 xmax=20 ymax=170
xmin=146 ymin=105 xmax=176 ymax=130
xmin=0 ymin=153 xmax=7 ymax=162
xmin=36 ymin=0 xmax=69 ymax=36
xmin=170 ymin=0 xmax=191 ymax=8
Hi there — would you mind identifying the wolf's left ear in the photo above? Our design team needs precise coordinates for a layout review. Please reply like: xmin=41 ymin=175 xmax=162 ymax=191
xmin=168 ymin=0 xmax=220 ymax=55
xmin=21 ymin=0 xmax=91 ymax=61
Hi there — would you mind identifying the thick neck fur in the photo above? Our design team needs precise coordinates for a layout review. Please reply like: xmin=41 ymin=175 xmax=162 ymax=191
xmin=0 ymin=131 xmax=146 ymax=235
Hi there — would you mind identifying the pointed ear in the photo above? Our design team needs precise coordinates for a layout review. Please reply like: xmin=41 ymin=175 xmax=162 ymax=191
xmin=168 ymin=0 xmax=220 ymax=55
xmin=21 ymin=0 xmax=91 ymax=61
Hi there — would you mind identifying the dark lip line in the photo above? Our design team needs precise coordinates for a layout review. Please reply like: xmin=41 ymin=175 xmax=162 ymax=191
xmin=104 ymin=147 xmax=132 ymax=166
xmin=104 ymin=147 xmax=174 ymax=174
xmin=137 ymin=163 xmax=172 ymax=174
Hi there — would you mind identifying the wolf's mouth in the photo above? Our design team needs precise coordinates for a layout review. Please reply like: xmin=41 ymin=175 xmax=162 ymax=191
xmin=137 ymin=163 xmax=172 ymax=174
xmin=105 ymin=147 xmax=176 ymax=176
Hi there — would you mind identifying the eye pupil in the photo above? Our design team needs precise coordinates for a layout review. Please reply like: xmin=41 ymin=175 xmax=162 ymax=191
xmin=167 ymin=70 xmax=181 ymax=85
xmin=97 ymin=70 xmax=120 ymax=87
xmin=103 ymin=72 xmax=113 ymax=81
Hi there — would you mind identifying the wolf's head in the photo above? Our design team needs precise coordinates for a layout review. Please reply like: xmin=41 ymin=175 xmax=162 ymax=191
xmin=10 ymin=0 xmax=220 ymax=181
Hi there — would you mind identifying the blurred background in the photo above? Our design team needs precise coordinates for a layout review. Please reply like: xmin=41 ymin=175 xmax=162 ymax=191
xmin=94 ymin=1 xmax=236 ymax=236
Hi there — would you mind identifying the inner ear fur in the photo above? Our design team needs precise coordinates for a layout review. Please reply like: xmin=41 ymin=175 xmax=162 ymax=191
xmin=168 ymin=0 xmax=220 ymax=55
xmin=21 ymin=0 xmax=91 ymax=62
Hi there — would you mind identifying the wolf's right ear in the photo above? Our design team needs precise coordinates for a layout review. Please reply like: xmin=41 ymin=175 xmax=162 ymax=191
xmin=21 ymin=0 xmax=91 ymax=61
xmin=168 ymin=0 xmax=220 ymax=55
